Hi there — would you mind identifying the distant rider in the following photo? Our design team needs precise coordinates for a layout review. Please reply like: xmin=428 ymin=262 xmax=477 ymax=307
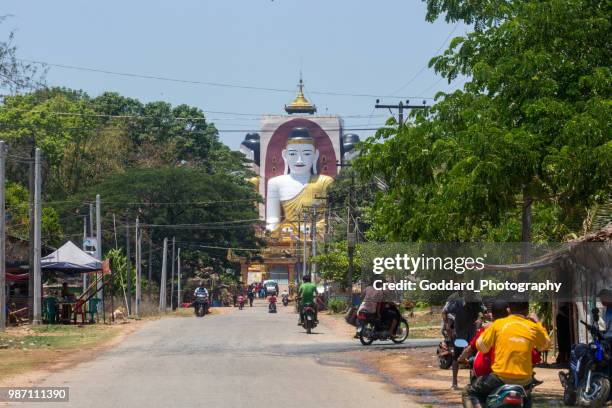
xmin=297 ymin=274 xmax=317 ymax=325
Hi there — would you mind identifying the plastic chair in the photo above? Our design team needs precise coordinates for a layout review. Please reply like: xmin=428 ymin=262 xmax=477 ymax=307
xmin=87 ymin=298 xmax=101 ymax=323
xmin=42 ymin=297 xmax=58 ymax=324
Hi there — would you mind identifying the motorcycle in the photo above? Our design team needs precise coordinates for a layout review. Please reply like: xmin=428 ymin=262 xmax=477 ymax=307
xmin=559 ymin=308 xmax=611 ymax=407
xmin=268 ymin=296 xmax=277 ymax=313
xmin=194 ymin=295 xmax=209 ymax=317
xmin=282 ymin=294 xmax=289 ymax=307
xmin=302 ymin=303 xmax=317 ymax=334
xmin=238 ymin=296 xmax=245 ymax=310
xmin=356 ymin=303 xmax=409 ymax=345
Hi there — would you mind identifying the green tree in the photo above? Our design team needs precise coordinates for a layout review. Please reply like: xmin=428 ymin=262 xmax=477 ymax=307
xmin=62 ymin=166 xmax=262 ymax=281
xmin=357 ymin=0 xmax=611 ymax=242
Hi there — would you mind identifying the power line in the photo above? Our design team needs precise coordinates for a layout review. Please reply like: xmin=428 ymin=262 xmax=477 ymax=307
xmin=390 ymin=24 xmax=459 ymax=96
xmin=20 ymin=58 xmax=436 ymax=100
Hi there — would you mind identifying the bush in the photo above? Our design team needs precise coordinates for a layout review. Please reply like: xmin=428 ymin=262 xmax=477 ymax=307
xmin=327 ymin=298 xmax=347 ymax=314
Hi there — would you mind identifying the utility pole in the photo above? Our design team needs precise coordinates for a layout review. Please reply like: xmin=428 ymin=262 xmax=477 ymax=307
xmin=135 ymin=217 xmax=141 ymax=317
xmin=311 ymin=205 xmax=317 ymax=282
xmin=148 ymin=234 xmax=153 ymax=301
xmin=82 ymin=216 xmax=88 ymax=294
xmin=346 ymin=171 xmax=356 ymax=301
xmin=89 ymin=203 xmax=94 ymax=243
xmin=296 ymin=214 xmax=301 ymax=284
xmin=32 ymin=148 xmax=42 ymax=325
xmin=170 ymin=236 xmax=175 ymax=310
xmin=27 ymin=146 xmax=34 ymax=321
xmin=374 ymin=99 xmax=428 ymax=127
xmin=113 ymin=213 xmax=118 ymax=249
xmin=95 ymin=194 xmax=102 ymax=306
xmin=159 ymin=237 xmax=168 ymax=313
xmin=177 ymin=248 xmax=181 ymax=307
xmin=0 ymin=141 xmax=6 ymax=332
xmin=125 ymin=213 xmax=131 ymax=315
xmin=302 ymin=210 xmax=308 ymax=276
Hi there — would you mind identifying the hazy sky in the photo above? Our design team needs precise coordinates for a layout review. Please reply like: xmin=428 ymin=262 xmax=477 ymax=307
xmin=2 ymin=1 xmax=468 ymax=150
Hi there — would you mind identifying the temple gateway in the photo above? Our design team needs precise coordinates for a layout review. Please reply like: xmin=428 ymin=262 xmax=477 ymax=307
xmin=238 ymin=77 xmax=359 ymax=291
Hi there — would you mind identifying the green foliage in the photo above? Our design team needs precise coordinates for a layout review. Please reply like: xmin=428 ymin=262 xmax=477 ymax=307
xmin=311 ymin=242 xmax=364 ymax=287
xmin=357 ymin=0 xmax=611 ymax=242
xmin=327 ymin=298 xmax=347 ymax=314
xmin=69 ymin=166 xmax=262 ymax=280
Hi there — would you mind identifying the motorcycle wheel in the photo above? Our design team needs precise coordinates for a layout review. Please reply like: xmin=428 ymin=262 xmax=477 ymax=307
xmin=391 ymin=319 xmax=409 ymax=344
xmin=305 ymin=319 xmax=312 ymax=334
xmin=359 ymin=322 xmax=375 ymax=346
xmin=577 ymin=373 xmax=610 ymax=407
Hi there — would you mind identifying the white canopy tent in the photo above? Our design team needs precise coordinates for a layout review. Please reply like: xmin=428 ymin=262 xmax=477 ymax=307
xmin=41 ymin=241 xmax=102 ymax=273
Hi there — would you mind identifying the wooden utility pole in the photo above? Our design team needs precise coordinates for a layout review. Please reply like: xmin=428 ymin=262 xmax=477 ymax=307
xmin=170 ymin=236 xmax=175 ymax=310
xmin=148 ymin=234 xmax=153 ymax=301
xmin=32 ymin=148 xmax=42 ymax=325
xmin=95 ymin=194 xmax=102 ymax=306
xmin=0 ymin=141 xmax=6 ymax=332
xmin=302 ymin=210 xmax=308 ymax=277
xmin=135 ymin=217 xmax=141 ymax=317
xmin=125 ymin=213 xmax=131 ymax=315
xmin=374 ymin=99 xmax=428 ymax=127
xmin=311 ymin=205 xmax=317 ymax=281
xmin=159 ymin=237 xmax=168 ymax=313
xmin=177 ymin=248 xmax=181 ymax=306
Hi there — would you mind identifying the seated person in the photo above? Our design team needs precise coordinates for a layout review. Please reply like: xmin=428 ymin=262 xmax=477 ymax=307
xmin=61 ymin=282 xmax=75 ymax=300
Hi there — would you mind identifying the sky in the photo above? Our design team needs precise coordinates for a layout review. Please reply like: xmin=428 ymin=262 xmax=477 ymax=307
xmin=1 ymin=1 xmax=468 ymax=150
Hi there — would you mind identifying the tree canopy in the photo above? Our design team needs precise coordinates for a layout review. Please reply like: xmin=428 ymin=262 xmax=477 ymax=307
xmin=356 ymin=0 xmax=611 ymax=242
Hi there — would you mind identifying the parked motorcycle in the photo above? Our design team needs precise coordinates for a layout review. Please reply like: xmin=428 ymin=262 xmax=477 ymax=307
xmin=194 ymin=295 xmax=209 ymax=317
xmin=356 ymin=303 xmax=409 ymax=345
xmin=302 ymin=303 xmax=317 ymax=334
xmin=282 ymin=294 xmax=289 ymax=307
xmin=559 ymin=308 xmax=611 ymax=407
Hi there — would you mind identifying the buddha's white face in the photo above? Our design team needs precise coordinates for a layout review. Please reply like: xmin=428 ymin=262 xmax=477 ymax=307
xmin=283 ymin=143 xmax=316 ymax=176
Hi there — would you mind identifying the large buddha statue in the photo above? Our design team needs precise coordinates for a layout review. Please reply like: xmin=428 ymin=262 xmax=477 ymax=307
xmin=266 ymin=127 xmax=333 ymax=233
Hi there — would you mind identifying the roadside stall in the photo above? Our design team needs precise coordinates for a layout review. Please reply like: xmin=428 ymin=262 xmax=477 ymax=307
xmin=40 ymin=241 xmax=104 ymax=324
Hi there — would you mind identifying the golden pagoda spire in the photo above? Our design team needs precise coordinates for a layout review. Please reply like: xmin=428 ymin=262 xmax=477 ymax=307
xmin=285 ymin=75 xmax=317 ymax=115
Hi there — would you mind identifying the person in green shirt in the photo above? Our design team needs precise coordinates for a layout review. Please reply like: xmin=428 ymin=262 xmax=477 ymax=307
xmin=297 ymin=274 xmax=318 ymax=325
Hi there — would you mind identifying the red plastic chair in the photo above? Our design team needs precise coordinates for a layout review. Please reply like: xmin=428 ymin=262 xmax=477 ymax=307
xmin=73 ymin=299 xmax=86 ymax=324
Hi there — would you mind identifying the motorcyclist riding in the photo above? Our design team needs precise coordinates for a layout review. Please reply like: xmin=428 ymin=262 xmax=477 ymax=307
xmin=194 ymin=284 xmax=209 ymax=299
xmin=464 ymin=298 xmax=550 ymax=406
xmin=297 ymin=274 xmax=317 ymax=326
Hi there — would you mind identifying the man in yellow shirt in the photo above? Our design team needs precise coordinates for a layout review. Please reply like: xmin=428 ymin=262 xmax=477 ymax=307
xmin=465 ymin=300 xmax=550 ymax=404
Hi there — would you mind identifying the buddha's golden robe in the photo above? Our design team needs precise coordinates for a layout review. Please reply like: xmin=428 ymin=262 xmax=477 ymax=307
xmin=273 ymin=174 xmax=333 ymax=239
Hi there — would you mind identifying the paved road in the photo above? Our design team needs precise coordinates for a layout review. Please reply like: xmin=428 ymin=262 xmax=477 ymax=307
xmin=11 ymin=300 xmax=432 ymax=408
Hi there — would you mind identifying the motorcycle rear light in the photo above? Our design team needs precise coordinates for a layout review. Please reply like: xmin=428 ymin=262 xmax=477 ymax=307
xmin=502 ymin=393 xmax=523 ymax=405
xmin=357 ymin=313 xmax=366 ymax=320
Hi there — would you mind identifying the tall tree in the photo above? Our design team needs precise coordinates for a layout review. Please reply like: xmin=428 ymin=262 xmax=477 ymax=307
xmin=357 ymin=0 xmax=611 ymax=242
